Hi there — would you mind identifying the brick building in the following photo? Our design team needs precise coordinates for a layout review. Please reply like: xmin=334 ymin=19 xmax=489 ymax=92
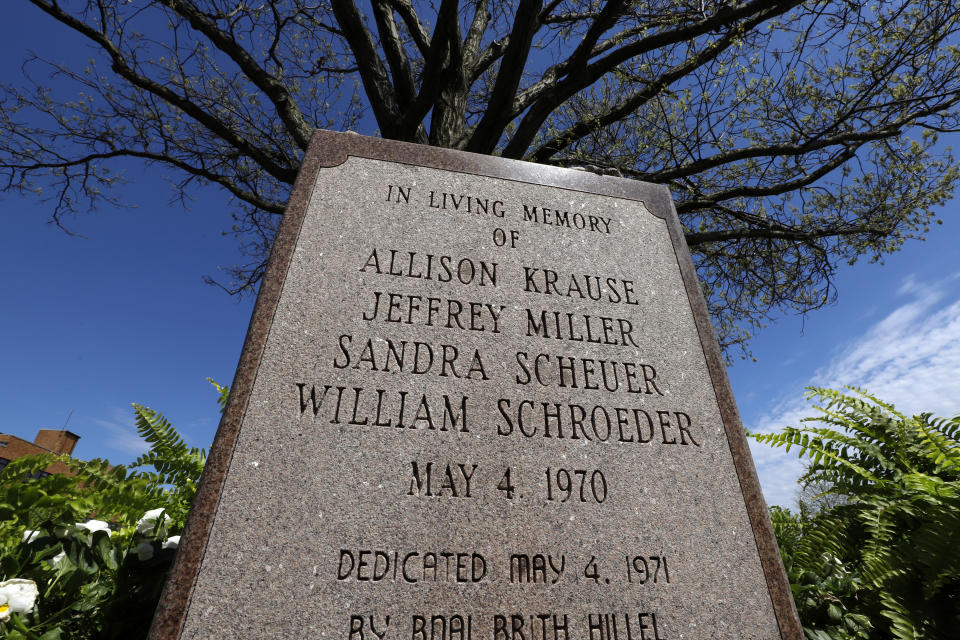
xmin=0 ymin=430 xmax=80 ymax=476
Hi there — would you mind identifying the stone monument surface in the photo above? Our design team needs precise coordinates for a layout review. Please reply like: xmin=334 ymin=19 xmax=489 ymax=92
xmin=149 ymin=130 xmax=802 ymax=640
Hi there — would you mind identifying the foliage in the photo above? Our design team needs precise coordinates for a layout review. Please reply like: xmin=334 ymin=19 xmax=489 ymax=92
xmin=128 ymin=403 xmax=206 ymax=529
xmin=4 ymin=2 xmax=960 ymax=355
xmin=0 ymin=382 xmax=224 ymax=639
xmin=770 ymin=505 xmax=872 ymax=640
xmin=754 ymin=387 xmax=960 ymax=639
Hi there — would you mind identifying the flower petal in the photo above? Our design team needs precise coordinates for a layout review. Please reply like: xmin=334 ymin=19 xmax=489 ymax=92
xmin=76 ymin=520 xmax=112 ymax=536
xmin=0 ymin=579 xmax=39 ymax=613
xmin=136 ymin=508 xmax=171 ymax=536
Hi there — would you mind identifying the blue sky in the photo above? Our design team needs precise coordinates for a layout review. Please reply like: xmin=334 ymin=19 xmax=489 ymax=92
xmin=3 ymin=5 xmax=960 ymax=509
xmin=734 ymin=229 xmax=960 ymax=505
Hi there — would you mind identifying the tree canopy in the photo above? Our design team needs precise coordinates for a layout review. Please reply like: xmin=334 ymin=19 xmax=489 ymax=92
xmin=4 ymin=1 xmax=960 ymax=354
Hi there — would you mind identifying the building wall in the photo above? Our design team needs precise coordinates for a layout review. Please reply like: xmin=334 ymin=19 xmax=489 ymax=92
xmin=0 ymin=430 xmax=81 ymax=476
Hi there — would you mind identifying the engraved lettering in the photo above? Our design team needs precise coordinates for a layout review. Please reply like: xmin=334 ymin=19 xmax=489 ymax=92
xmin=333 ymin=335 xmax=489 ymax=381
xmin=361 ymin=248 xmax=497 ymax=287
xmin=408 ymin=461 xmax=478 ymax=498
xmin=297 ymin=384 xmax=470 ymax=434
xmin=509 ymin=554 xmax=566 ymax=584
xmin=339 ymin=549 xmax=486 ymax=583
xmin=494 ymin=614 xmax=569 ymax=640
xmin=514 ymin=352 xmax=663 ymax=395
xmin=495 ymin=398 xmax=699 ymax=447
xmin=522 ymin=268 xmax=639 ymax=305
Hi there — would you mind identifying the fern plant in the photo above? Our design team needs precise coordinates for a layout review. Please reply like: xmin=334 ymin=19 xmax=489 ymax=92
xmin=124 ymin=377 xmax=226 ymax=531
xmin=128 ymin=405 xmax=206 ymax=530
xmin=752 ymin=387 xmax=960 ymax=640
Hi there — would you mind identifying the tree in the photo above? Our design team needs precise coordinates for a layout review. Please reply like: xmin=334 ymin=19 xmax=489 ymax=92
xmin=3 ymin=1 xmax=960 ymax=354
xmin=753 ymin=388 xmax=960 ymax=639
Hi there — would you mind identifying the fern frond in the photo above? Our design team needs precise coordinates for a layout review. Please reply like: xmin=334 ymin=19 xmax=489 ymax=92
xmin=207 ymin=377 xmax=230 ymax=415
xmin=132 ymin=404 xmax=188 ymax=458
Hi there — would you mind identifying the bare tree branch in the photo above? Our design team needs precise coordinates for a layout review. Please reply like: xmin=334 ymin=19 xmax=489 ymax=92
xmin=466 ymin=0 xmax=542 ymax=153
xmin=386 ymin=0 xmax=431 ymax=54
xmin=160 ymin=0 xmax=314 ymax=150
xmin=370 ymin=0 xmax=417 ymax=110
xmin=504 ymin=0 xmax=804 ymax=158
xmin=531 ymin=9 xmax=772 ymax=162
xmin=330 ymin=0 xmax=404 ymax=138
xmin=463 ymin=0 xmax=491 ymax=68
xmin=27 ymin=0 xmax=297 ymax=183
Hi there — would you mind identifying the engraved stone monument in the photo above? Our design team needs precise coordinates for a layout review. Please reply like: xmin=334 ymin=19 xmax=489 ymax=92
xmin=149 ymin=130 xmax=802 ymax=640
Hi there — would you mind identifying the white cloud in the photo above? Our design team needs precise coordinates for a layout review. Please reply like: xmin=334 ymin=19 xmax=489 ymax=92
xmin=91 ymin=407 xmax=149 ymax=457
xmin=748 ymin=274 xmax=960 ymax=508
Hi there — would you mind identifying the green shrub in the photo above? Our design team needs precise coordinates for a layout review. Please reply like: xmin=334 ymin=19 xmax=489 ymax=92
xmin=753 ymin=387 xmax=960 ymax=639
xmin=0 ymin=381 xmax=223 ymax=639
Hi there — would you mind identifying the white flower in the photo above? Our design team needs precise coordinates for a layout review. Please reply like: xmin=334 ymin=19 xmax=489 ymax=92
xmin=162 ymin=536 xmax=180 ymax=550
xmin=51 ymin=551 xmax=66 ymax=565
xmin=21 ymin=530 xmax=38 ymax=543
xmin=76 ymin=520 xmax=112 ymax=536
xmin=0 ymin=579 xmax=39 ymax=617
xmin=134 ymin=542 xmax=154 ymax=561
xmin=136 ymin=508 xmax=171 ymax=536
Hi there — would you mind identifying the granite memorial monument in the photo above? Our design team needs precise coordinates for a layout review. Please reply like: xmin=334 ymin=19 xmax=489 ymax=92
xmin=148 ymin=129 xmax=802 ymax=640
